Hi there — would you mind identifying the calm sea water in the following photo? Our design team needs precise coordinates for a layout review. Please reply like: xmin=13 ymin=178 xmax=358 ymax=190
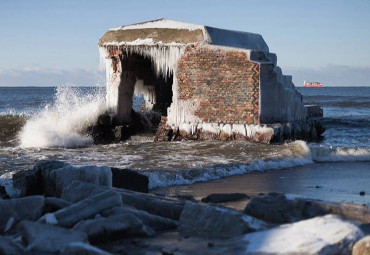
xmin=0 ymin=86 xmax=369 ymax=204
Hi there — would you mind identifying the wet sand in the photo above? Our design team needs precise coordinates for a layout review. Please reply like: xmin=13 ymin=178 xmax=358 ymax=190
xmin=152 ymin=161 xmax=370 ymax=210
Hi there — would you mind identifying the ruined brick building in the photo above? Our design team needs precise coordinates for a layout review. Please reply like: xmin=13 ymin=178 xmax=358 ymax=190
xmin=98 ymin=19 xmax=322 ymax=143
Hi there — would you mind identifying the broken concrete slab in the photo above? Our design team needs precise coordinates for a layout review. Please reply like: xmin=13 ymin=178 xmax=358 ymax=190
xmin=111 ymin=167 xmax=149 ymax=193
xmin=61 ymin=242 xmax=113 ymax=255
xmin=44 ymin=190 xmax=122 ymax=228
xmin=45 ymin=197 xmax=72 ymax=212
xmin=61 ymin=180 xmax=109 ymax=203
xmin=178 ymin=202 xmax=266 ymax=238
xmin=244 ymin=215 xmax=363 ymax=255
xmin=0 ymin=236 xmax=25 ymax=255
xmin=73 ymin=214 xmax=155 ymax=243
xmin=19 ymin=221 xmax=88 ymax=254
xmin=48 ymin=165 xmax=112 ymax=197
xmin=0 ymin=196 xmax=45 ymax=232
xmin=102 ymin=206 xmax=178 ymax=231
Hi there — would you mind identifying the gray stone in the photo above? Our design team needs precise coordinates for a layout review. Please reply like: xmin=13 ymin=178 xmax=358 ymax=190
xmin=201 ymin=193 xmax=249 ymax=203
xmin=19 ymin=221 xmax=88 ymax=253
xmin=44 ymin=190 xmax=122 ymax=228
xmin=0 ymin=235 xmax=25 ymax=255
xmin=178 ymin=202 xmax=266 ymax=238
xmin=118 ymin=189 xmax=185 ymax=220
xmin=45 ymin=197 xmax=72 ymax=212
xmin=244 ymin=215 xmax=362 ymax=255
xmin=48 ymin=165 xmax=112 ymax=197
xmin=62 ymin=181 xmax=184 ymax=220
xmin=62 ymin=242 xmax=113 ymax=255
xmin=0 ymin=196 xmax=45 ymax=232
xmin=102 ymin=206 xmax=178 ymax=231
xmin=36 ymin=160 xmax=70 ymax=196
xmin=111 ymin=167 xmax=149 ymax=193
xmin=0 ymin=184 xmax=9 ymax=199
xmin=244 ymin=192 xmax=297 ymax=224
xmin=352 ymin=236 xmax=370 ymax=255
xmin=61 ymin=180 xmax=108 ymax=203
xmin=73 ymin=213 xmax=155 ymax=243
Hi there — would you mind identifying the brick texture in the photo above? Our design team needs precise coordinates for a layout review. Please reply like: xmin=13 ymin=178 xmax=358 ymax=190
xmin=177 ymin=46 xmax=260 ymax=124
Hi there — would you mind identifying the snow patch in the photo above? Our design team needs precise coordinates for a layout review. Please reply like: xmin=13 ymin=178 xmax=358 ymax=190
xmin=110 ymin=19 xmax=205 ymax=32
xmin=244 ymin=215 xmax=363 ymax=254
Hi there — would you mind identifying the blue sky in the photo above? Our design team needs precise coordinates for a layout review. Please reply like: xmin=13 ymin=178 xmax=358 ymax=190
xmin=0 ymin=0 xmax=369 ymax=86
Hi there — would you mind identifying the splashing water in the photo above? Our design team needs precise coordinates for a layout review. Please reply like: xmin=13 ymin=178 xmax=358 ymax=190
xmin=18 ymin=87 xmax=106 ymax=148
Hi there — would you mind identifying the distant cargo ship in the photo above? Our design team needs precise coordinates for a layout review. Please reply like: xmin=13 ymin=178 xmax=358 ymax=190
xmin=303 ymin=80 xmax=323 ymax=87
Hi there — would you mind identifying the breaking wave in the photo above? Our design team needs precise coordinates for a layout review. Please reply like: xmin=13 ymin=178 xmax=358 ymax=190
xmin=310 ymin=146 xmax=370 ymax=162
xmin=18 ymin=87 xmax=106 ymax=148
xmin=146 ymin=141 xmax=313 ymax=189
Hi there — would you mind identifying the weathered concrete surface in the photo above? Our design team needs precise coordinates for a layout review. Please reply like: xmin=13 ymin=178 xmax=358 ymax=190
xmin=62 ymin=242 xmax=113 ymax=255
xmin=243 ymin=215 xmax=363 ymax=255
xmin=0 ymin=236 xmax=24 ymax=255
xmin=73 ymin=214 xmax=155 ymax=243
xmin=46 ymin=190 xmax=122 ymax=228
xmin=19 ymin=221 xmax=88 ymax=253
xmin=111 ymin=167 xmax=149 ymax=193
xmin=0 ymin=195 xmax=45 ymax=232
xmin=178 ymin=202 xmax=266 ymax=238
xmin=306 ymin=105 xmax=324 ymax=118
xmin=102 ymin=206 xmax=178 ymax=231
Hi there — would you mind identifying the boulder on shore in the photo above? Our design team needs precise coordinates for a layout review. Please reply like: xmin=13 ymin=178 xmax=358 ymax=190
xmin=73 ymin=214 xmax=155 ymax=243
xmin=352 ymin=236 xmax=370 ymax=255
xmin=178 ymin=202 xmax=266 ymax=238
xmin=243 ymin=215 xmax=363 ymax=255
xmin=0 ymin=195 xmax=45 ymax=232
xmin=61 ymin=242 xmax=113 ymax=255
xmin=111 ymin=167 xmax=149 ymax=193
xmin=0 ymin=236 xmax=24 ymax=255
xmin=19 ymin=221 xmax=88 ymax=253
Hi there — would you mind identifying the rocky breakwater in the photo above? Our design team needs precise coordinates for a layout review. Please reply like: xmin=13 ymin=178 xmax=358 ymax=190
xmin=0 ymin=160 xmax=369 ymax=254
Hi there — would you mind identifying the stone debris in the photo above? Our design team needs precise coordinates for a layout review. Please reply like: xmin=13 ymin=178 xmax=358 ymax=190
xmin=178 ymin=202 xmax=267 ymax=238
xmin=0 ymin=161 xmax=367 ymax=254
xmin=0 ymin=195 xmax=45 ymax=232
xmin=111 ymin=167 xmax=149 ymax=193
xmin=45 ymin=190 xmax=122 ymax=228
xmin=244 ymin=215 xmax=363 ymax=255
xmin=73 ymin=214 xmax=155 ymax=243
xmin=61 ymin=242 xmax=113 ymax=255
xmin=19 ymin=220 xmax=88 ymax=253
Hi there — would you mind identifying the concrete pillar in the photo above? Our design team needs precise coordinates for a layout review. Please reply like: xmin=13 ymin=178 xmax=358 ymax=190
xmin=117 ymin=69 xmax=136 ymax=124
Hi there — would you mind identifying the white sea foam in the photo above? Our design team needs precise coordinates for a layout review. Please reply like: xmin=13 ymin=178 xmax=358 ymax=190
xmin=146 ymin=140 xmax=313 ymax=189
xmin=310 ymin=145 xmax=370 ymax=162
xmin=18 ymin=87 xmax=106 ymax=148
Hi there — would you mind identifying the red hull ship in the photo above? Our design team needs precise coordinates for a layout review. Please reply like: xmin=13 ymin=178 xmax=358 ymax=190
xmin=303 ymin=80 xmax=323 ymax=87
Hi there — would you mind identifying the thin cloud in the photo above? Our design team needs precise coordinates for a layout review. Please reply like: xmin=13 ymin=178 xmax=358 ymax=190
xmin=0 ymin=66 xmax=104 ymax=87
xmin=283 ymin=65 xmax=370 ymax=87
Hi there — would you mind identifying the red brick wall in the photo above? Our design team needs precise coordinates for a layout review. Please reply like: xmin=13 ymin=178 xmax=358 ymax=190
xmin=177 ymin=46 xmax=260 ymax=124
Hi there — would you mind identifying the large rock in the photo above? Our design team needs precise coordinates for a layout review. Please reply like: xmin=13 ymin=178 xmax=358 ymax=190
xmin=61 ymin=181 xmax=184 ymax=220
xmin=61 ymin=180 xmax=108 ymax=203
xmin=102 ymin=206 xmax=178 ymax=231
xmin=0 ymin=196 xmax=45 ymax=232
xmin=244 ymin=192 xmax=299 ymax=224
xmin=0 ymin=184 xmax=9 ymax=199
xmin=245 ymin=193 xmax=370 ymax=224
xmin=19 ymin=221 xmax=88 ymax=253
xmin=111 ymin=167 xmax=149 ymax=193
xmin=352 ymin=236 xmax=370 ymax=255
xmin=61 ymin=242 xmax=113 ymax=255
xmin=201 ymin=193 xmax=249 ymax=203
xmin=73 ymin=214 xmax=154 ymax=243
xmin=47 ymin=165 xmax=112 ymax=197
xmin=244 ymin=215 xmax=363 ymax=255
xmin=0 ymin=236 xmax=25 ymax=255
xmin=12 ymin=160 xmax=68 ymax=196
xmin=43 ymin=190 xmax=122 ymax=228
xmin=178 ymin=202 xmax=266 ymax=238
xmin=44 ymin=197 xmax=72 ymax=212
